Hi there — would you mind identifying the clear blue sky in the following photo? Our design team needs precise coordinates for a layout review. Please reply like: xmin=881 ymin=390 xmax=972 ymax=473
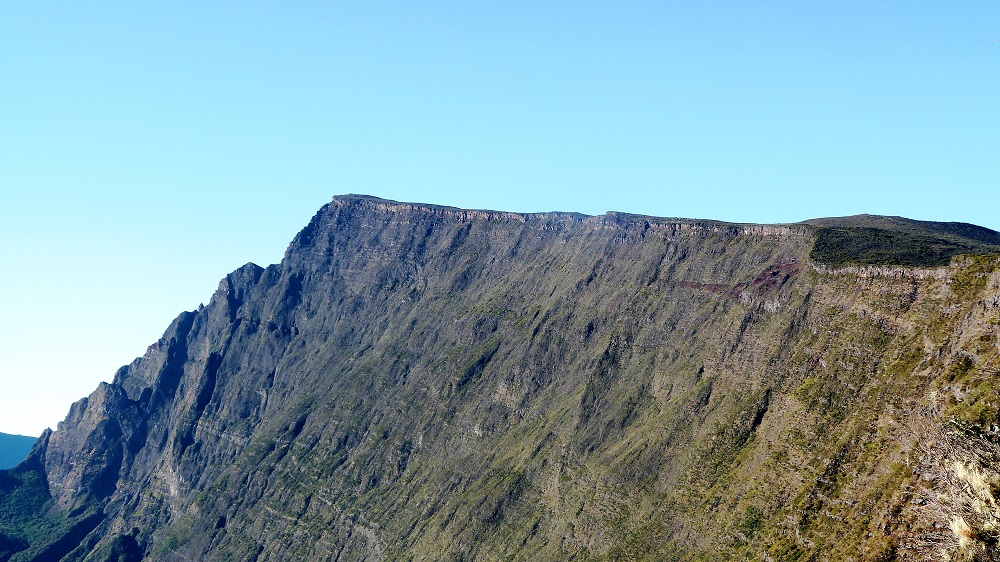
xmin=1 ymin=2 xmax=998 ymax=437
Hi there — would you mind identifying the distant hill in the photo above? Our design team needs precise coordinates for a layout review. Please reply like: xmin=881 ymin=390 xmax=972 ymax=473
xmin=0 ymin=433 xmax=36 ymax=470
xmin=803 ymin=214 xmax=1000 ymax=267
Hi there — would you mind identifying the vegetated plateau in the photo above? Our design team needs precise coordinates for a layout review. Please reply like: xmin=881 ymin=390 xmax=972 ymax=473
xmin=3 ymin=195 xmax=1000 ymax=561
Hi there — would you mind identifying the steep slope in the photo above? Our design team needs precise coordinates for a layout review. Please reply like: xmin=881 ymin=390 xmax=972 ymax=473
xmin=3 ymin=196 xmax=1000 ymax=561
xmin=0 ymin=434 xmax=36 ymax=471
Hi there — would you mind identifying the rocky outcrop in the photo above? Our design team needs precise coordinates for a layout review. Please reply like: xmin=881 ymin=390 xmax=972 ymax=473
xmin=3 ymin=196 xmax=1000 ymax=561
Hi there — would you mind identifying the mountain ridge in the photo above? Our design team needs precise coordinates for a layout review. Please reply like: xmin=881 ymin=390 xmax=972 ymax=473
xmin=802 ymin=213 xmax=1000 ymax=245
xmin=3 ymin=195 xmax=1000 ymax=561
xmin=331 ymin=194 xmax=1000 ymax=237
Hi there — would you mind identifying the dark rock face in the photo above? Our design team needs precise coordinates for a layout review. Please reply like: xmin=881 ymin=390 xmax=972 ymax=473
xmin=3 ymin=195 xmax=1000 ymax=561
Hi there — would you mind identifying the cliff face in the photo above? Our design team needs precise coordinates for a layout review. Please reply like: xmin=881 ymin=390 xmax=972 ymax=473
xmin=3 ymin=195 xmax=1000 ymax=561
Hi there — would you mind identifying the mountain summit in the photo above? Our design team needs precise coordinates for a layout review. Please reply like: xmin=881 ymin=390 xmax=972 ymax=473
xmin=3 ymin=196 xmax=1000 ymax=561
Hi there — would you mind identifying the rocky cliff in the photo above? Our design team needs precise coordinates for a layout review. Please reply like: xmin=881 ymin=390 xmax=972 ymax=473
xmin=3 ymin=195 xmax=1000 ymax=561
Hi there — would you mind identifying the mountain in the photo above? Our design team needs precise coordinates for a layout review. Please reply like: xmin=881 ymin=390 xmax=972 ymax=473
xmin=3 ymin=195 xmax=1000 ymax=561
xmin=0 ymin=434 xmax=36 ymax=471
xmin=803 ymin=214 xmax=1000 ymax=267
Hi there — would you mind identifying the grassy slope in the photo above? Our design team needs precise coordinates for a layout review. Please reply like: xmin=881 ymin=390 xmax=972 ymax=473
xmin=804 ymin=215 xmax=1000 ymax=267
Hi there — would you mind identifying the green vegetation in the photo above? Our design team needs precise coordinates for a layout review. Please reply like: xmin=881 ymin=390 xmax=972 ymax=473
xmin=812 ymin=227 xmax=984 ymax=267
xmin=805 ymin=215 xmax=1000 ymax=267
xmin=0 ymin=465 xmax=60 ymax=544
xmin=0 ymin=459 xmax=113 ymax=562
